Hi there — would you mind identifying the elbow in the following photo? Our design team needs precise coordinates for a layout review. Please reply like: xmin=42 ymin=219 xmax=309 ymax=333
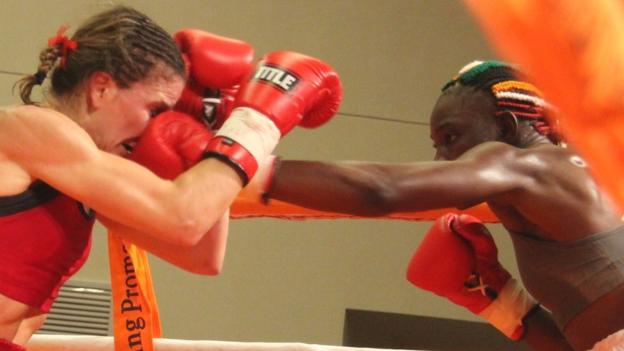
xmin=165 ymin=218 xmax=228 ymax=276
xmin=354 ymin=181 xmax=400 ymax=216
xmin=187 ymin=254 xmax=225 ymax=276
xmin=159 ymin=188 xmax=224 ymax=247
xmin=163 ymin=216 xmax=207 ymax=247
xmin=189 ymin=262 xmax=223 ymax=276
xmin=165 ymin=208 xmax=226 ymax=248
xmin=163 ymin=233 xmax=226 ymax=275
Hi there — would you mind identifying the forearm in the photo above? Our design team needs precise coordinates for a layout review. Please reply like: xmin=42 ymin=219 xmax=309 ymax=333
xmin=268 ymin=159 xmax=494 ymax=216
xmin=117 ymin=156 xmax=241 ymax=245
xmin=522 ymin=307 xmax=574 ymax=351
xmin=33 ymin=145 xmax=240 ymax=247
xmin=98 ymin=210 xmax=230 ymax=275
xmin=269 ymin=160 xmax=394 ymax=216
xmin=168 ymin=158 xmax=243 ymax=234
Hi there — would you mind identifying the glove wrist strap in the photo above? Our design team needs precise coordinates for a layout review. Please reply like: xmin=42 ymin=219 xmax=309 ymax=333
xmin=478 ymin=278 xmax=538 ymax=340
xmin=215 ymin=107 xmax=280 ymax=163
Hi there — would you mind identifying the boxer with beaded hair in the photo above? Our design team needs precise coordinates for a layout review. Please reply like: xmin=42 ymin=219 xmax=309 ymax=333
xmin=254 ymin=60 xmax=624 ymax=350
xmin=442 ymin=60 xmax=559 ymax=144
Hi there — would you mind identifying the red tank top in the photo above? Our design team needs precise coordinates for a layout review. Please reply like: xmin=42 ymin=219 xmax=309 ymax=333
xmin=0 ymin=182 xmax=95 ymax=311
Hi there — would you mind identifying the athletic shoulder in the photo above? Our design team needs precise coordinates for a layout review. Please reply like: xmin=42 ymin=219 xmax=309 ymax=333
xmin=0 ymin=104 xmax=79 ymax=131
xmin=459 ymin=141 xmax=524 ymax=163
xmin=461 ymin=141 xmax=565 ymax=168
xmin=1 ymin=105 xmax=93 ymax=144
xmin=0 ymin=105 xmax=99 ymax=168
xmin=457 ymin=141 xmax=567 ymax=188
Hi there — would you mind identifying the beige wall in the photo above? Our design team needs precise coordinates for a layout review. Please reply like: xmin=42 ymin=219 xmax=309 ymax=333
xmin=0 ymin=0 xmax=521 ymax=345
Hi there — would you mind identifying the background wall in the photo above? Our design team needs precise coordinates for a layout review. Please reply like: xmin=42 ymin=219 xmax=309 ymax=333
xmin=0 ymin=0 xmax=521 ymax=345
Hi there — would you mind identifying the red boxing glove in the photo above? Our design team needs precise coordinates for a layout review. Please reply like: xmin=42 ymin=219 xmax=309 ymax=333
xmin=131 ymin=111 xmax=213 ymax=179
xmin=406 ymin=213 xmax=537 ymax=340
xmin=173 ymin=29 xmax=255 ymax=129
xmin=205 ymin=51 xmax=343 ymax=184
xmin=236 ymin=51 xmax=342 ymax=133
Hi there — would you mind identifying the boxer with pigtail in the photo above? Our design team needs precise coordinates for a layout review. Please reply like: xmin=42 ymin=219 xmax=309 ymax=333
xmin=250 ymin=60 xmax=624 ymax=351
xmin=0 ymin=5 xmax=342 ymax=349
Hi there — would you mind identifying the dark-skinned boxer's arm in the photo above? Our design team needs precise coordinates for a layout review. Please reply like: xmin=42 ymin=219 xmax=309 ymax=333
xmin=264 ymin=142 xmax=528 ymax=216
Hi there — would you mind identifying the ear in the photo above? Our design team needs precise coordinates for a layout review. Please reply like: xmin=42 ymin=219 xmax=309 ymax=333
xmin=86 ymin=72 xmax=119 ymax=110
xmin=496 ymin=110 xmax=519 ymax=142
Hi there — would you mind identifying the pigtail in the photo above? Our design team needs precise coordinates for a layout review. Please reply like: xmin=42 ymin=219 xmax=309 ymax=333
xmin=14 ymin=46 xmax=61 ymax=105
xmin=15 ymin=25 xmax=77 ymax=105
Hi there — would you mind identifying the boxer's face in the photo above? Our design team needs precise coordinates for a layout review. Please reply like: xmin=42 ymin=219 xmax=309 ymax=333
xmin=429 ymin=86 xmax=499 ymax=161
xmin=88 ymin=67 xmax=185 ymax=156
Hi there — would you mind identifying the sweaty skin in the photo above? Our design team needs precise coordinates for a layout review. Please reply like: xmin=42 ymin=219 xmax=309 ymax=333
xmin=268 ymin=86 xmax=624 ymax=351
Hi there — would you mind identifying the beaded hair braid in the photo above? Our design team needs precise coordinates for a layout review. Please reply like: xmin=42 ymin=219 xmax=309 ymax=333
xmin=443 ymin=60 xmax=560 ymax=144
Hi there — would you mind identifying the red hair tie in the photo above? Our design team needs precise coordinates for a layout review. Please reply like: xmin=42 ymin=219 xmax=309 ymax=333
xmin=47 ymin=25 xmax=77 ymax=68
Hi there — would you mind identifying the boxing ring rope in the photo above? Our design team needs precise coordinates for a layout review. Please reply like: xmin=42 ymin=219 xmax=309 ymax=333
xmin=106 ymin=195 xmax=496 ymax=350
xmin=106 ymin=185 xmax=495 ymax=351
xmin=15 ymin=1 xmax=624 ymax=350
xmin=229 ymin=193 xmax=497 ymax=222
xmin=26 ymin=335 xmax=425 ymax=351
